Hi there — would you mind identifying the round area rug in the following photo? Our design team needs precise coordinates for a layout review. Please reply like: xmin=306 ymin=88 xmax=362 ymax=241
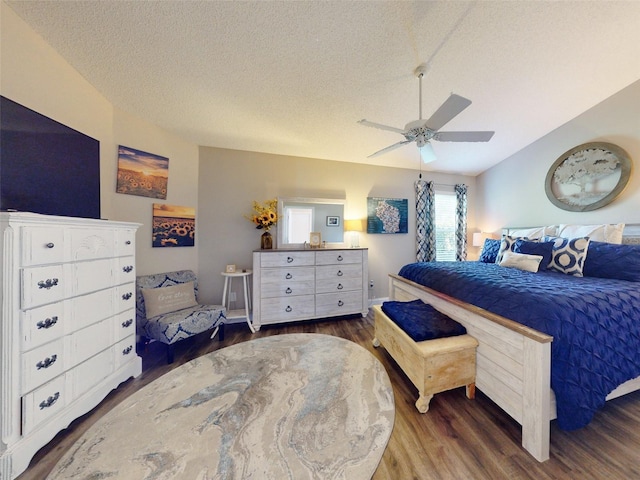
xmin=48 ymin=334 xmax=395 ymax=479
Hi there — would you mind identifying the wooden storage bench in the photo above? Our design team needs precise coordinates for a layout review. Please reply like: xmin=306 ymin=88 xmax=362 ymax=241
xmin=372 ymin=304 xmax=478 ymax=413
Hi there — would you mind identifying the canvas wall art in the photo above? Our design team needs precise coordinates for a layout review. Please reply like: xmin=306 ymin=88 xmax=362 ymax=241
xmin=367 ymin=197 xmax=408 ymax=234
xmin=116 ymin=145 xmax=169 ymax=199
xmin=152 ymin=203 xmax=195 ymax=247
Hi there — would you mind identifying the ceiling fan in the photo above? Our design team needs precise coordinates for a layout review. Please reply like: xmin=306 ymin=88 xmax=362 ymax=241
xmin=358 ymin=64 xmax=494 ymax=163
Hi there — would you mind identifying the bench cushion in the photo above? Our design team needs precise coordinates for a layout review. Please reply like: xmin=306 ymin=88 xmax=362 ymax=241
xmin=381 ymin=299 xmax=466 ymax=342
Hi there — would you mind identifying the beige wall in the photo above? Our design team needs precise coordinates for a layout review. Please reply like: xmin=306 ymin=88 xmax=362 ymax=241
xmin=1 ymin=3 xmax=200 ymax=275
xmin=196 ymin=148 xmax=476 ymax=304
xmin=476 ymin=79 xmax=640 ymax=233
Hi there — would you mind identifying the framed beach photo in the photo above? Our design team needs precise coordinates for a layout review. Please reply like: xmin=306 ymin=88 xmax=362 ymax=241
xmin=326 ymin=216 xmax=340 ymax=226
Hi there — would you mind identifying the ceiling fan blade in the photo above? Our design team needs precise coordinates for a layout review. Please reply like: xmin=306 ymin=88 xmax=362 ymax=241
xmin=420 ymin=142 xmax=437 ymax=163
xmin=434 ymin=131 xmax=495 ymax=142
xmin=358 ymin=119 xmax=406 ymax=135
xmin=425 ymin=94 xmax=472 ymax=131
xmin=367 ymin=139 xmax=412 ymax=158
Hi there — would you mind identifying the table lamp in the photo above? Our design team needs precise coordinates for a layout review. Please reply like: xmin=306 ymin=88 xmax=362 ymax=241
xmin=344 ymin=219 xmax=365 ymax=248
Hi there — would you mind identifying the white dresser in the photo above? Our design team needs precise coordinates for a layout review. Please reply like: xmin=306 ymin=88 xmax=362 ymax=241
xmin=0 ymin=212 xmax=141 ymax=480
xmin=252 ymin=248 xmax=368 ymax=329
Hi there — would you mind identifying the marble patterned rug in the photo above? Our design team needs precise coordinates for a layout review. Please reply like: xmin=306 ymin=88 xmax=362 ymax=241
xmin=48 ymin=333 xmax=395 ymax=479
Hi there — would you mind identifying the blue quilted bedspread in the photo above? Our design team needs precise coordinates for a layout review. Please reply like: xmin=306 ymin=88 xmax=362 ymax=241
xmin=398 ymin=261 xmax=640 ymax=430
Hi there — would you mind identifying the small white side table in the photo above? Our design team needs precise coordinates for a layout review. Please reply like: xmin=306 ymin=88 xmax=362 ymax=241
xmin=221 ymin=269 xmax=255 ymax=333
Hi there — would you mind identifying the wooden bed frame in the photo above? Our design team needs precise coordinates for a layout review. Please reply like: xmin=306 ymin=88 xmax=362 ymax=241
xmin=389 ymin=273 xmax=640 ymax=462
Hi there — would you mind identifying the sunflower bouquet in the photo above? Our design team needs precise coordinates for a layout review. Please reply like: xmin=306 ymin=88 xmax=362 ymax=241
xmin=247 ymin=199 xmax=278 ymax=231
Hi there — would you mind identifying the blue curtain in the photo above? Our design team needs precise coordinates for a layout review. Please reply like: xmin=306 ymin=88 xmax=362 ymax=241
xmin=415 ymin=180 xmax=435 ymax=262
xmin=455 ymin=184 xmax=468 ymax=261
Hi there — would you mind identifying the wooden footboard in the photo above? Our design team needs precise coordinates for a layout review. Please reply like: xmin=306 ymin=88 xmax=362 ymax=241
xmin=389 ymin=274 xmax=553 ymax=461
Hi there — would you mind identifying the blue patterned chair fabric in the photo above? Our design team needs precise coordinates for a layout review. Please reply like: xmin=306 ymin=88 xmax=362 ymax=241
xmin=136 ymin=270 xmax=226 ymax=346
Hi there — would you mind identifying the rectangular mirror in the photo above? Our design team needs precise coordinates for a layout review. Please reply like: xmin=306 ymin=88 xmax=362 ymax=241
xmin=278 ymin=197 xmax=346 ymax=247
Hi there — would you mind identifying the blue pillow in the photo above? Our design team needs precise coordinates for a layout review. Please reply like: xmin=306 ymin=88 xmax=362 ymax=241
xmin=513 ymin=239 xmax=554 ymax=271
xmin=583 ymin=241 xmax=640 ymax=282
xmin=381 ymin=299 xmax=467 ymax=342
xmin=478 ymin=238 xmax=501 ymax=263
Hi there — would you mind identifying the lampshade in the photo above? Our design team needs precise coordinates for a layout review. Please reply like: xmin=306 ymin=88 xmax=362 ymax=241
xmin=344 ymin=219 xmax=365 ymax=232
xmin=473 ymin=232 xmax=496 ymax=247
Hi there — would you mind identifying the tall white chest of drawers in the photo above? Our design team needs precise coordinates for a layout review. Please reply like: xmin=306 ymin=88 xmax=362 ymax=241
xmin=0 ymin=213 xmax=142 ymax=480
xmin=252 ymin=248 xmax=368 ymax=329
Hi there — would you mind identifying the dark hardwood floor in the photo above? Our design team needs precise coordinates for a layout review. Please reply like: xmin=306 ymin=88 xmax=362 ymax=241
xmin=18 ymin=311 xmax=640 ymax=479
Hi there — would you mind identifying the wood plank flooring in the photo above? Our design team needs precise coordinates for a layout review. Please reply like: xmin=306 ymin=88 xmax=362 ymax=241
xmin=17 ymin=311 xmax=640 ymax=479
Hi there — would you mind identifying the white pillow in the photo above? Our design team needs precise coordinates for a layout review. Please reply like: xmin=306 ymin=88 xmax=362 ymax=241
xmin=142 ymin=281 xmax=198 ymax=319
xmin=508 ymin=226 xmax=558 ymax=240
xmin=499 ymin=251 xmax=543 ymax=273
xmin=557 ymin=224 xmax=624 ymax=244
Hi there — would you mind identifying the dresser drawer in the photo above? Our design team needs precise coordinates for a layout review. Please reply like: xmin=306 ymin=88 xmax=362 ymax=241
xmin=21 ymin=227 xmax=65 ymax=266
xmin=260 ymin=251 xmax=315 ymax=267
xmin=260 ymin=267 xmax=315 ymax=298
xmin=22 ymin=338 xmax=65 ymax=394
xmin=115 ymin=310 xmax=136 ymax=342
xmin=315 ymin=291 xmax=363 ymax=317
xmin=71 ymin=319 xmax=113 ymax=368
xmin=115 ymin=228 xmax=136 ymax=257
xmin=260 ymin=295 xmax=315 ymax=323
xmin=21 ymin=302 xmax=66 ymax=352
xmin=69 ymin=228 xmax=115 ymax=261
xmin=21 ymin=265 xmax=65 ymax=309
xmin=115 ymin=283 xmax=136 ymax=314
xmin=70 ymin=258 xmax=113 ymax=296
xmin=71 ymin=289 xmax=114 ymax=332
xmin=114 ymin=334 xmax=137 ymax=370
xmin=114 ymin=256 xmax=136 ymax=286
xmin=316 ymin=276 xmax=363 ymax=294
xmin=316 ymin=263 xmax=362 ymax=283
xmin=72 ymin=348 xmax=113 ymax=398
xmin=315 ymin=250 xmax=362 ymax=265
xmin=22 ymin=374 xmax=68 ymax=435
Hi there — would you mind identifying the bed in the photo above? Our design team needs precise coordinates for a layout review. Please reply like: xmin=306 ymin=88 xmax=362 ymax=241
xmin=388 ymin=224 xmax=640 ymax=462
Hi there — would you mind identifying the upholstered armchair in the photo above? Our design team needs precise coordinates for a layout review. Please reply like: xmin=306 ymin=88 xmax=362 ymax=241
xmin=136 ymin=270 xmax=226 ymax=363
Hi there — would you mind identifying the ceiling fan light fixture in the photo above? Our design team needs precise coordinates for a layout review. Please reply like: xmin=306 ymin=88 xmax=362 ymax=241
xmin=419 ymin=142 xmax=437 ymax=164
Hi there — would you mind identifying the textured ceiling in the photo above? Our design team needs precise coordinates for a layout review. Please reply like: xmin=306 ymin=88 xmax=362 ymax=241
xmin=6 ymin=1 xmax=640 ymax=175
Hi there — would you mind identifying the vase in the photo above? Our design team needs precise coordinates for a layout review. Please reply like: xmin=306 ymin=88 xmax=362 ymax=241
xmin=261 ymin=231 xmax=273 ymax=250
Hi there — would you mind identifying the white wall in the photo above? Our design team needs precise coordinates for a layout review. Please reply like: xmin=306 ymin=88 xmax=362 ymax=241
xmin=1 ymin=3 xmax=200 ymax=275
xmin=476 ymin=80 xmax=640 ymax=233
xmin=197 ymin=147 xmax=476 ymax=304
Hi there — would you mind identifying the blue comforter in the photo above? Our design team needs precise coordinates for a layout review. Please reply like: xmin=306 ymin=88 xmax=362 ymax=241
xmin=398 ymin=261 xmax=640 ymax=430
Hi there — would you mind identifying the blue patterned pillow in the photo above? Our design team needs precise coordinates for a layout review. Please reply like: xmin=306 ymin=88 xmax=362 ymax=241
xmin=513 ymin=239 xmax=554 ymax=271
xmin=583 ymin=241 xmax=640 ymax=282
xmin=479 ymin=238 xmax=501 ymax=263
xmin=543 ymin=236 xmax=590 ymax=276
xmin=495 ymin=235 xmax=529 ymax=264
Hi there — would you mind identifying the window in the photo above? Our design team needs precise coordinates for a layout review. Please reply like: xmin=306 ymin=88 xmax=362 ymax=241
xmin=435 ymin=192 xmax=457 ymax=261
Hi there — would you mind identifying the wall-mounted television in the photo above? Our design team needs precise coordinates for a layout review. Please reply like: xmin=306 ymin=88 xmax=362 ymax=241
xmin=0 ymin=96 xmax=101 ymax=219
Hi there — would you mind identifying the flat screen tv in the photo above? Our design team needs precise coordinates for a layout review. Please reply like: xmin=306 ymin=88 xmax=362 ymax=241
xmin=1 ymin=96 xmax=101 ymax=219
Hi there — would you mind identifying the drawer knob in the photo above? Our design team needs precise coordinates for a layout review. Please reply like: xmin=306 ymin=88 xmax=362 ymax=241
xmin=285 ymin=272 xmax=293 ymax=279
xmin=36 ymin=354 xmax=58 ymax=370
xmin=125 ymin=240 xmax=132 ymax=245
xmin=122 ymin=318 xmax=134 ymax=328
xmin=45 ymin=242 xmax=55 ymax=249
xmin=285 ymin=287 xmax=292 ymax=294
xmin=37 ymin=316 xmax=58 ymax=329
xmin=38 ymin=278 xmax=59 ymax=290
xmin=122 ymin=292 xmax=133 ymax=300
xmin=337 ymin=283 xmax=343 ymax=290
xmin=122 ymin=265 xmax=134 ymax=273
xmin=287 ymin=256 xmax=294 ymax=263
xmin=337 ymin=255 xmax=344 ymax=261
xmin=338 ymin=300 xmax=344 ymax=307
xmin=39 ymin=392 xmax=60 ymax=410
xmin=337 ymin=270 xmax=343 ymax=276
xmin=285 ymin=306 xmax=292 ymax=312
xmin=122 ymin=345 xmax=133 ymax=355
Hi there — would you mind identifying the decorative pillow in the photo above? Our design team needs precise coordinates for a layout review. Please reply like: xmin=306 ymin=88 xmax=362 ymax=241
xmin=479 ymin=238 xmax=501 ymax=263
xmin=583 ymin=241 xmax=640 ymax=282
xmin=499 ymin=251 xmax=543 ymax=273
xmin=508 ymin=226 xmax=557 ymax=240
xmin=513 ymin=239 xmax=554 ymax=271
xmin=142 ymin=281 xmax=198 ymax=319
xmin=495 ymin=235 xmax=529 ymax=264
xmin=558 ymin=224 xmax=624 ymax=244
xmin=543 ymin=236 xmax=590 ymax=277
